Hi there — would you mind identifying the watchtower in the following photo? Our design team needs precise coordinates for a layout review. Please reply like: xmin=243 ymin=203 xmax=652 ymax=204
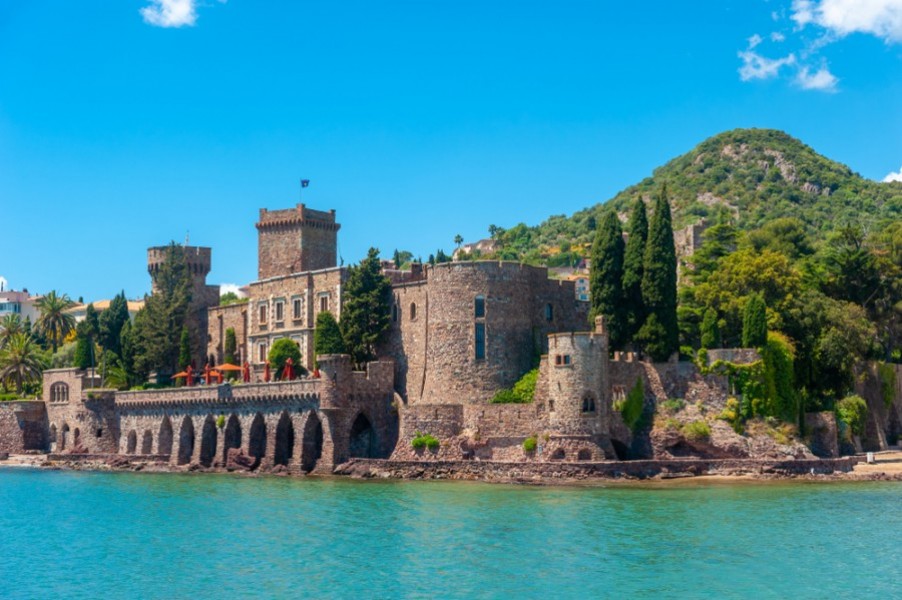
xmin=255 ymin=204 xmax=340 ymax=280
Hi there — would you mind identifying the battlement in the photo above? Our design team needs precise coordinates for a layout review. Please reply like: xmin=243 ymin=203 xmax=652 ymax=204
xmin=256 ymin=204 xmax=340 ymax=232
xmin=147 ymin=245 xmax=212 ymax=277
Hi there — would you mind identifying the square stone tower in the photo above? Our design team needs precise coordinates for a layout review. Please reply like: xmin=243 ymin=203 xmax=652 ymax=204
xmin=256 ymin=204 xmax=340 ymax=279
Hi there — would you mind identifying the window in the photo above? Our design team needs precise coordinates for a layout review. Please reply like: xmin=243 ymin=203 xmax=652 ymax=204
xmin=274 ymin=300 xmax=284 ymax=322
xmin=258 ymin=342 xmax=268 ymax=362
xmin=410 ymin=302 xmax=417 ymax=321
xmin=50 ymin=382 xmax=68 ymax=403
xmin=545 ymin=303 xmax=554 ymax=322
xmin=582 ymin=393 xmax=596 ymax=413
xmin=319 ymin=294 xmax=330 ymax=313
xmin=555 ymin=354 xmax=572 ymax=366
xmin=258 ymin=303 xmax=268 ymax=325
xmin=292 ymin=297 xmax=303 ymax=320
xmin=474 ymin=295 xmax=485 ymax=318
xmin=475 ymin=322 xmax=486 ymax=360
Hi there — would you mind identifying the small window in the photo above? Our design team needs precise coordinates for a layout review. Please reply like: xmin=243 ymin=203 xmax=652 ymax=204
xmin=545 ymin=303 xmax=554 ymax=322
xmin=563 ymin=355 xmax=571 ymax=365
xmin=50 ymin=382 xmax=69 ymax=403
xmin=410 ymin=302 xmax=417 ymax=321
xmin=475 ymin=322 xmax=486 ymax=360
xmin=555 ymin=354 xmax=571 ymax=366
xmin=319 ymin=294 xmax=330 ymax=313
xmin=96 ymin=428 xmax=103 ymax=438
xmin=582 ymin=394 xmax=596 ymax=413
xmin=293 ymin=298 xmax=303 ymax=320
xmin=474 ymin=295 xmax=485 ymax=318
xmin=274 ymin=300 xmax=284 ymax=322
xmin=259 ymin=303 xmax=268 ymax=324
xmin=258 ymin=342 xmax=267 ymax=362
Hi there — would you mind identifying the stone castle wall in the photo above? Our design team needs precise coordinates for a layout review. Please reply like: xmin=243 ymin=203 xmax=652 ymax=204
xmin=0 ymin=402 xmax=46 ymax=454
xmin=256 ymin=204 xmax=339 ymax=280
xmin=208 ymin=303 xmax=249 ymax=365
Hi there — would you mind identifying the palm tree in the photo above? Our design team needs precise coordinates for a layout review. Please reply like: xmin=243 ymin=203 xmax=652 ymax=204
xmin=454 ymin=234 xmax=463 ymax=249
xmin=0 ymin=333 xmax=45 ymax=395
xmin=35 ymin=291 xmax=76 ymax=353
xmin=0 ymin=314 xmax=23 ymax=349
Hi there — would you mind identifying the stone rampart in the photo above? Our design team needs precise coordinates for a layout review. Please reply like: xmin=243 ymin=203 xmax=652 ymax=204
xmin=0 ymin=401 xmax=46 ymax=453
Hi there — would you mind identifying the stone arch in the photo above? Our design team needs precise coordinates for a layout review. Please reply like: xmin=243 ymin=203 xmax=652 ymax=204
xmin=177 ymin=416 xmax=195 ymax=465
xmin=60 ymin=423 xmax=70 ymax=450
xmin=199 ymin=416 xmax=217 ymax=467
xmin=274 ymin=411 xmax=294 ymax=467
xmin=550 ymin=448 xmax=566 ymax=460
xmin=50 ymin=424 xmax=57 ymax=449
xmin=223 ymin=414 xmax=242 ymax=462
xmin=126 ymin=430 xmax=137 ymax=454
xmin=349 ymin=413 xmax=376 ymax=458
xmin=158 ymin=416 xmax=173 ymax=456
xmin=50 ymin=382 xmax=69 ymax=403
xmin=611 ymin=439 xmax=630 ymax=461
xmin=248 ymin=413 xmax=267 ymax=461
xmin=301 ymin=412 xmax=323 ymax=473
xmin=577 ymin=449 xmax=592 ymax=461
xmin=141 ymin=430 xmax=153 ymax=455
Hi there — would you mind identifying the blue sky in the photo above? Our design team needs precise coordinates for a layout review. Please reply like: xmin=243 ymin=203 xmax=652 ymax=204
xmin=2 ymin=0 xmax=901 ymax=301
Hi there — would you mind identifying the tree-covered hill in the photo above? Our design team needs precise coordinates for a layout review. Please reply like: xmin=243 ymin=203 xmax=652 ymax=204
xmin=481 ymin=128 xmax=901 ymax=265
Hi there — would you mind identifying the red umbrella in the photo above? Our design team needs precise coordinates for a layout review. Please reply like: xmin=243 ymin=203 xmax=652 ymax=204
xmin=204 ymin=364 xmax=212 ymax=385
xmin=282 ymin=357 xmax=295 ymax=381
xmin=242 ymin=362 xmax=250 ymax=383
xmin=264 ymin=360 xmax=271 ymax=383
xmin=186 ymin=365 xmax=194 ymax=387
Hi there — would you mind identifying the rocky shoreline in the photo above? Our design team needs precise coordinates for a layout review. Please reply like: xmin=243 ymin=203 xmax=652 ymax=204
xmin=4 ymin=451 xmax=902 ymax=485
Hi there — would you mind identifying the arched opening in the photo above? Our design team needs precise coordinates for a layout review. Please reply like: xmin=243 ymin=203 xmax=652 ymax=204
xmin=248 ymin=413 xmax=267 ymax=461
xmin=274 ymin=411 xmax=294 ymax=467
xmin=409 ymin=302 xmax=417 ymax=321
xmin=126 ymin=430 xmax=137 ymax=454
xmin=73 ymin=428 xmax=81 ymax=448
xmin=141 ymin=430 xmax=153 ymax=455
xmin=577 ymin=449 xmax=592 ymax=461
xmin=50 ymin=424 xmax=57 ymax=451
xmin=158 ymin=416 xmax=173 ymax=456
xmin=349 ymin=413 xmax=376 ymax=458
xmin=60 ymin=423 xmax=69 ymax=451
xmin=50 ymin=382 xmax=69 ymax=403
xmin=550 ymin=448 xmax=566 ymax=461
xmin=581 ymin=392 xmax=596 ymax=413
xmin=177 ymin=416 xmax=195 ymax=465
xmin=223 ymin=414 xmax=242 ymax=462
xmin=301 ymin=413 xmax=323 ymax=473
xmin=199 ymin=416 xmax=217 ymax=467
xmin=611 ymin=439 xmax=630 ymax=461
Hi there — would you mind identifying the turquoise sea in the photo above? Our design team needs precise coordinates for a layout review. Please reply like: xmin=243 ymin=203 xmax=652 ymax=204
xmin=0 ymin=469 xmax=899 ymax=599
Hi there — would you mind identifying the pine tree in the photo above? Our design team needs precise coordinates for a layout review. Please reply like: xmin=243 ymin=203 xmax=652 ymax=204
xmin=622 ymin=198 xmax=648 ymax=345
xmin=589 ymin=211 xmax=626 ymax=348
xmin=314 ymin=311 xmax=345 ymax=357
xmin=119 ymin=319 xmax=137 ymax=385
xmin=742 ymin=293 xmax=767 ymax=348
xmin=700 ymin=307 xmax=721 ymax=350
xmin=178 ymin=327 xmax=192 ymax=369
xmin=99 ymin=292 xmax=130 ymax=357
xmin=340 ymin=248 xmax=392 ymax=367
xmin=639 ymin=187 xmax=679 ymax=361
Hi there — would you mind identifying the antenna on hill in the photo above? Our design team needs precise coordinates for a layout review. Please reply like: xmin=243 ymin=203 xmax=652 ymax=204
xmin=185 ymin=231 xmax=190 ymax=246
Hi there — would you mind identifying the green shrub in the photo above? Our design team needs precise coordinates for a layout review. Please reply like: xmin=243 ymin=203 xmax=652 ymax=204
xmin=878 ymin=363 xmax=897 ymax=409
xmin=411 ymin=432 xmax=440 ymax=451
xmin=718 ymin=397 xmax=744 ymax=433
xmin=660 ymin=398 xmax=685 ymax=413
xmin=682 ymin=420 xmax=711 ymax=441
xmin=268 ymin=338 xmax=304 ymax=380
xmin=522 ymin=436 xmax=538 ymax=452
xmin=835 ymin=395 xmax=868 ymax=437
xmin=216 ymin=415 xmax=226 ymax=429
xmin=491 ymin=389 xmax=523 ymax=404
xmin=614 ymin=378 xmax=645 ymax=432
xmin=491 ymin=368 xmax=538 ymax=404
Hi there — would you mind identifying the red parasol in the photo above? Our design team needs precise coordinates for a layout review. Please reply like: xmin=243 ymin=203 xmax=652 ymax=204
xmin=282 ymin=357 xmax=295 ymax=381
xmin=264 ymin=360 xmax=271 ymax=383
xmin=242 ymin=362 xmax=250 ymax=383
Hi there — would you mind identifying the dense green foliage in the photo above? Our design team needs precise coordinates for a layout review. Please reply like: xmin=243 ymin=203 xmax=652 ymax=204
xmin=0 ymin=333 xmax=46 ymax=395
xmin=314 ymin=311 xmax=346 ymax=358
xmin=760 ymin=332 xmax=797 ymax=423
xmin=219 ymin=292 xmax=248 ymax=306
xmin=835 ymin=395 xmax=868 ymax=438
xmin=589 ymin=211 xmax=626 ymax=347
xmin=742 ymin=294 xmax=767 ymax=348
xmin=224 ymin=328 xmax=237 ymax=365
xmin=99 ymin=292 xmax=129 ymax=357
xmin=340 ymin=248 xmax=392 ymax=367
xmin=700 ymin=308 xmax=721 ymax=350
xmin=411 ymin=432 xmax=440 ymax=451
xmin=522 ymin=436 xmax=538 ymax=452
xmin=622 ymin=199 xmax=648 ymax=342
xmin=639 ymin=189 xmax=679 ymax=360
xmin=267 ymin=338 xmax=302 ymax=380
xmin=35 ymin=291 xmax=76 ymax=353
xmin=178 ymin=327 xmax=191 ymax=370
xmin=491 ymin=368 xmax=538 ymax=404
xmin=615 ymin=378 xmax=645 ymax=432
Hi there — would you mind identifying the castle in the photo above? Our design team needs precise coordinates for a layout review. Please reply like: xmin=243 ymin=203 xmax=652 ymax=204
xmin=2 ymin=203 xmax=742 ymax=472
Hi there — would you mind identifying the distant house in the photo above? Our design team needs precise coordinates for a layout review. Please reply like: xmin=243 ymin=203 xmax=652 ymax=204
xmin=0 ymin=288 xmax=40 ymax=322
xmin=453 ymin=238 xmax=496 ymax=260
xmin=66 ymin=298 xmax=145 ymax=323
xmin=566 ymin=274 xmax=590 ymax=302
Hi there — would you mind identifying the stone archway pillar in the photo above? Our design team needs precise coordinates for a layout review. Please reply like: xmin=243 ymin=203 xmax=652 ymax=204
xmin=315 ymin=408 xmax=344 ymax=473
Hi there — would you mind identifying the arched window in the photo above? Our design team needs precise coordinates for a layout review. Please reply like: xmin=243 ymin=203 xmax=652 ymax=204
xmin=581 ymin=393 xmax=596 ymax=413
xmin=545 ymin=303 xmax=554 ymax=322
xmin=474 ymin=295 xmax=485 ymax=318
xmin=409 ymin=302 xmax=417 ymax=321
xmin=50 ymin=382 xmax=69 ymax=403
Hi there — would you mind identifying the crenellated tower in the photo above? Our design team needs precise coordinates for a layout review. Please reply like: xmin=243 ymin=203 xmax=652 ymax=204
xmin=255 ymin=204 xmax=340 ymax=280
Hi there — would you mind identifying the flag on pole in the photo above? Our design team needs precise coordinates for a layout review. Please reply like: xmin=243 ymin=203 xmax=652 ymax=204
xmin=301 ymin=179 xmax=310 ymax=188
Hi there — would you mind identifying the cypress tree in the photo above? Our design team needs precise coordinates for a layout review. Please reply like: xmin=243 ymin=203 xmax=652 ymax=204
xmin=340 ymin=248 xmax=392 ymax=367
xmin=700 ymin=307 xmax=721 ymax=350
xmin=314 ymin=311 xmax=346 ymax=357
xmin=589 ymin=211 xmax=626 ymax=348
xmin=742 ymin=293 xmax=767 ymax=348
xmin=224 ymin=328 xmax=237 ymax=364
xmin=639 ymin=187 xmax=679 ymax=361
xmin=73 ymin=322 xmax=92 ymax=370
xmin=622 ymin=197 xmax=648 ymax=345
xmin=178 ymin=327 xmax=192 ymax=369
xmin=99 ymin=292 xmax=129 ymax=357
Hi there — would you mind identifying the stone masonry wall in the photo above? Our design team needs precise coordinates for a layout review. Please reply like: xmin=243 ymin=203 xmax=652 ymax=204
xmin=0 ymin=402 xmax=46 ymax=453
xmin=256 ymin=204 xmax=339 ymax=280
xmin=208 ymin=303 xmax=249 ymax=366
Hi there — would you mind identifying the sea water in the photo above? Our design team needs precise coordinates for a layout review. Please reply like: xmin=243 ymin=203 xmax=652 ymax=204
xmin=0 ymin=469 xmax=899 ymax=598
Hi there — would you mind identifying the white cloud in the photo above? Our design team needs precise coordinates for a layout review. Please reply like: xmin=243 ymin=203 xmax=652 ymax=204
xmin=738 ymin=48 xmax=796 ymax=81
xmin=771 ymin=32 xmax=786 ymax=42
xmin=791 ymin=0 xmax=902 ymax=43
xmin=219 ymin=283 xmax=246 ymax=298
xmin=884 ymin=166 xmax=902 ymax=182
xmin=140 ymin=0 xmax=198 ymax=28
xmin=796 ymin=65 xmax=839 ymax=90
xmin=748 ymin=33 xmax=764 ymax=49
